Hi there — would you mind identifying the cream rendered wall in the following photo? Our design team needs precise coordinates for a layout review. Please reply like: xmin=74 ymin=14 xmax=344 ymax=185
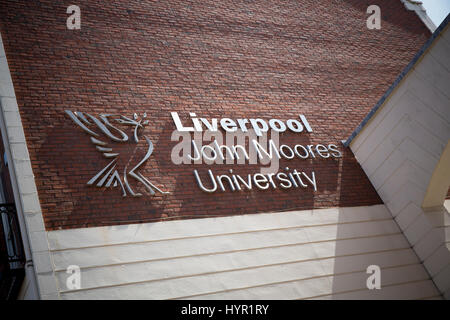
xmin=349 ymin=25 xmax=450 ymax=299
xmin=47 ymin=204 xmax=440 ymax=300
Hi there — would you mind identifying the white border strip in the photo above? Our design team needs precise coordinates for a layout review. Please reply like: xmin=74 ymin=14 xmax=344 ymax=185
xmin=0 ymin=32 xmax=59 ymax=299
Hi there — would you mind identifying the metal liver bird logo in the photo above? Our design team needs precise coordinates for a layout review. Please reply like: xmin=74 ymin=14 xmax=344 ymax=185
xmin=65 ymin=110 xmax=169 ymax=197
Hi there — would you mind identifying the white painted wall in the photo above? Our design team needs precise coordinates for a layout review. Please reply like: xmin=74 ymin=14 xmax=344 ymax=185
xmin=350 ymin=25 xmax=450 ymax=299
xmin=46 ymin=204 xmax=440 ymax=299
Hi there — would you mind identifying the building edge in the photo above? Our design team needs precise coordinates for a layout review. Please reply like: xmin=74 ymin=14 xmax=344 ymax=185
xmin=0 ymin=32 xmax=60 ymax=300
xmin=401 ymin=0 xmax=437 ymax=33
xmin=344 ymin=13 xmax=449 ymax=148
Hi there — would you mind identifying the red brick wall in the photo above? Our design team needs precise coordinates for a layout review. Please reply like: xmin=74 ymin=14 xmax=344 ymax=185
xmin=0 ymin=0 xmax=430 ymax=230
